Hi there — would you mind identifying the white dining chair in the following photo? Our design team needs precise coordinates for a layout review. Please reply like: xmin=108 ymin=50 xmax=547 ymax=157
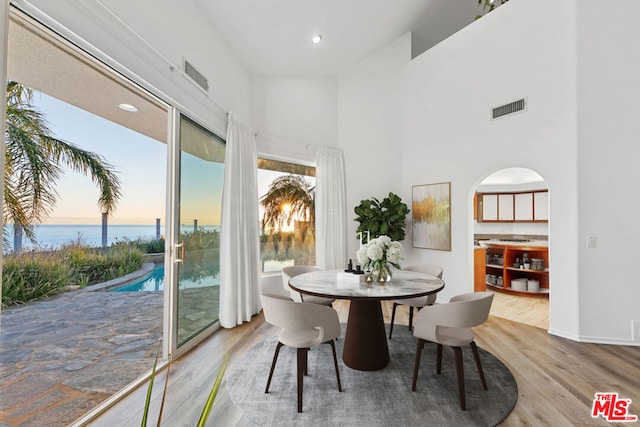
xmin=411 ymin=291 xmax=494 ymax=410
xmin=388 ymin=264 xmax=443 ymax=339
xmin=261 ymin=294 xmax=343 ymax=412
xmin=260 ymin=275 xmax=291 ymax=298
xmin=282 ymin=265 xmax=335 ymax=306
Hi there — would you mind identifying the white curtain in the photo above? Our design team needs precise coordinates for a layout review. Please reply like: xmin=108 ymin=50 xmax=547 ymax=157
xmin=315 ymin=147 xmax=347 ymax=269
xmin=219 ymin=112 xmax=261 ymax=328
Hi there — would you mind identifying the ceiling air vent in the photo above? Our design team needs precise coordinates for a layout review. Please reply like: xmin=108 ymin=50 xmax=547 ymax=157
xmin=492 ymin=98 xmax=526 ymax=120
xmin=184 ymin=59 xmax=209 ymax=92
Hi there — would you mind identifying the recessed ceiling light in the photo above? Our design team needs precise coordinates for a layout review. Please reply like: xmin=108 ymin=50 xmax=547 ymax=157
xmin=118 ymin=103 xmax=138 ymax=112
xmin=312 ymin=34 xmax=322 ymax=45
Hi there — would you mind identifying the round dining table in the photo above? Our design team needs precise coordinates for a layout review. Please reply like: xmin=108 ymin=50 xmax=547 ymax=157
xmin=289 ymin=269 xmax=445 ymax=371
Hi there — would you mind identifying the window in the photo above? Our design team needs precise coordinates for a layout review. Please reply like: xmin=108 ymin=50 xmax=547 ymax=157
xmin=257 ymin=158 xmax=316 ymax=272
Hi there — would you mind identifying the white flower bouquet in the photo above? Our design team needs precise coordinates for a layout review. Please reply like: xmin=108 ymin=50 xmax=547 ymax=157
xmin=356 ymin=235 xmax=403 ymax=281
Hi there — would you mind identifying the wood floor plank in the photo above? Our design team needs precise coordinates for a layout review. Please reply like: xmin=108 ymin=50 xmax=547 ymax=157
xmin=88 ymin=293 xmax=640 ymax=427
xmin=475 ymin=321 xmax=592 ymax=426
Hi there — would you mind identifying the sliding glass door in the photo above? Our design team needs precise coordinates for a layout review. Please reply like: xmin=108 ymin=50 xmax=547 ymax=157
xmin=166 ymin=112 xmax=225 ymax=354
xmin=6 ymin=8 xmax=226 ymax=421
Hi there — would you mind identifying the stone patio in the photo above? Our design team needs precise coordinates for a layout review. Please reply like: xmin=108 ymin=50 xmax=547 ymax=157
xmin=0 ymin=260 xmax=223 ymax=427
xmin=0 ymin=268 xmax=164 ymax=426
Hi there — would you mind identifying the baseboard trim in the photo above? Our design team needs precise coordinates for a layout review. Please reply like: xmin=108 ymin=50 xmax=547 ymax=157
xmin=548 ymin=325 xmax=640 ymax=347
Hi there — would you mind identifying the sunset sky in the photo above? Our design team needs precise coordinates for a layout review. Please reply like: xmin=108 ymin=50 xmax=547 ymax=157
xmin=34 ymin=92 xmax=222 ymax=226
xmin=35 ymin=92 xmax=166 ymax=224
xmin=34 ymin=91 xmax=306 ymax=228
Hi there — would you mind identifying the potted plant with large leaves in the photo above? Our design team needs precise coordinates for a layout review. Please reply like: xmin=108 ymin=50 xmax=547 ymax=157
xmin=354 ymin=192 xmax=410 ymax=242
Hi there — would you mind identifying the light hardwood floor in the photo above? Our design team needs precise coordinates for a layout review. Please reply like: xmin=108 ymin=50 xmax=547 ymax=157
xmin=487 ymin=290 xmax=549 ymax=330
xmin=88 ymin=292 xmax=639 ymax=426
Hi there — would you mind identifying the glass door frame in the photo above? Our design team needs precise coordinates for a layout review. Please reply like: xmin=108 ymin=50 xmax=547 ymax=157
xmin=164 ymin=108 xmax=221 ymax=360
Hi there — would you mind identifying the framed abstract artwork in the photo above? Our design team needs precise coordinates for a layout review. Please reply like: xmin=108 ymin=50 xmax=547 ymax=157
xmin=412 ymin=182 xmax=451 ymax=251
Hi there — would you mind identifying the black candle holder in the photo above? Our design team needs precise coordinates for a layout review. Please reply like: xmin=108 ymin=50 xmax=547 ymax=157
xmin=345 ymin=258 xmax=354 ymax=273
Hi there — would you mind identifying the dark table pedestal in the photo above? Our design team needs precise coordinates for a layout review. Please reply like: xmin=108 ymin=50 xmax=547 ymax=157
xmin=342 ymin=299 xmax=390 ymax=371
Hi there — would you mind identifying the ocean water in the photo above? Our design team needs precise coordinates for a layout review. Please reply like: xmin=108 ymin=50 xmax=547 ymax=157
xmin=7 ymin=224 xmax=219 ymax=250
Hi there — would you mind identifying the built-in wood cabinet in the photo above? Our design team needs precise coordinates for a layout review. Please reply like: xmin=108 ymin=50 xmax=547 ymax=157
xmin=474 ymin=247 xmax=487 ymax=292
xmin=498 ymin=194 xmax=514 ymax=221
xmin=534 ymin=191 xmax=549 ymax=221
xmin=477 ymin=190 xmax=548 ymax=223
xmin=482 ymin=244 xmax=549 ymax=295
xmin=514 ymin=193 xmax=533 ymax=221
xmin=481 ymin=194 xmax=498 ymax=221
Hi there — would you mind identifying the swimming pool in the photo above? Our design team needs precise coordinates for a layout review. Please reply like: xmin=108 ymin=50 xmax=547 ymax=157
xmin=110 ymin=264 xmax=165 ymax=292
xmin=109 ymin=264 xmax=220 ymax=292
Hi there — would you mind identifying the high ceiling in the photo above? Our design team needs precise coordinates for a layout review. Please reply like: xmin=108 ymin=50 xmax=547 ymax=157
xmin=195 ymin=0 xmax=481 ymax=76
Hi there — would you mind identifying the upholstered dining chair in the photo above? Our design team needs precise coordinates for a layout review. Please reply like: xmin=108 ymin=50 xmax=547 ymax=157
xmin=261 ymin=294 xmax=343 ymax=413
xmin=411 ymin=291 xmax=494 ymax=410
xmin=388 ymin=264 xmax=443 ymax=339
xmin=260 ymin=275 xmax=292 ymax=298
xmin=281 ymin=265 xmax=335 ymax=306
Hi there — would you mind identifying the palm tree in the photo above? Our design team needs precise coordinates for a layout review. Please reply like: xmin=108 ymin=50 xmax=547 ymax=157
xmin=4 ymin=81 xmax=121 ymax=242
xmin=259 ymin=174 xmax=314 ymax=236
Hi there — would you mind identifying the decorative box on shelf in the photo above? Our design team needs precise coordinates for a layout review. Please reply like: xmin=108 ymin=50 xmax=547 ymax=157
xmin=511 ymin=278 xmax=527 ymax=292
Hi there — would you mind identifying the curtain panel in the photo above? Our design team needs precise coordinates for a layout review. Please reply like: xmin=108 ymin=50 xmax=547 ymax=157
xmin=219 ymin=112 xmax=261 ymax=328
xmin=315 ymin=147 xmax=347 ymax=269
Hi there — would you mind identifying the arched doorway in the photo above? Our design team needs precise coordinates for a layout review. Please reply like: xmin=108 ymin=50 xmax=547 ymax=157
xmin=473 ymin=167 xmax=549 ymax=329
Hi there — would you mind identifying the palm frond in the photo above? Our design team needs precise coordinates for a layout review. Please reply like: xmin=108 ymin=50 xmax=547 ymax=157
xmin=5 ymin=124 xmax=61 ymax=226
xmin=260 ymin=174 xmax=315 ymax=232
xmin=39 ymin=134 xmax=122 ymax=214
xmin=4 ymin=81 xmax=122 ymax=238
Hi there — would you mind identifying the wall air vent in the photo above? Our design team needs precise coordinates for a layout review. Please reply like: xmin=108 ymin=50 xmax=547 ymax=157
xmin=184 ymin=59 xmax=209 ymax=92
xmin=492 ymin=98 xmax=526 ymax=120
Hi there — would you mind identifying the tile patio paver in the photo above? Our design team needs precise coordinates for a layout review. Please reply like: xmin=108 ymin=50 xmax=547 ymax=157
xmin=0 ymin=286 xmax=163 ymax=426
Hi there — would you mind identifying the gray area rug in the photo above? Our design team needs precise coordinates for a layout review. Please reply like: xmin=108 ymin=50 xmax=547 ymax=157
xmin=226 ymin=324 xmax=517 ymax=426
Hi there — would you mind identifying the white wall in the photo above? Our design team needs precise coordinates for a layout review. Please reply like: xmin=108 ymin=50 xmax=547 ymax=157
xmin=338 ymin=33 xmax=412 ymax=262
xmin=251 ymin=76 xmax=337 ymax=163
xmin=13 ymin=0 xmax=251 ymax=136
xmin=401 ymin=0 xmax=581 ymax=338
xmin=576 ymin=0 xmax=640 ymax=344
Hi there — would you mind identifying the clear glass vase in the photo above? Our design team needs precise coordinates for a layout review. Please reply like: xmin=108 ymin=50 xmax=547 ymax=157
xmin=371 ymin=263 xmax=392 ymax=284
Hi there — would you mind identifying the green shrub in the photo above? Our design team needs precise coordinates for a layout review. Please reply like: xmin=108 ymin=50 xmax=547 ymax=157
xmin=138 ymin=238 xmax=165 ymax=254
xmin=114 ymin=237 xmax=165 ymax=254
xmin=113 ymin=229 xmax=218 ymax=255
xmin=179 ymin=229 xmax=221 ymax=283
xmin=65 ymin=243 xmax=144 ymax=285
xmin=1 ymin=242 xmax=145 ymax=307
xmin=182 ymin=228 xmax=220 ymax=250
xmin=2 ymin=253 xmax=69 ymax=305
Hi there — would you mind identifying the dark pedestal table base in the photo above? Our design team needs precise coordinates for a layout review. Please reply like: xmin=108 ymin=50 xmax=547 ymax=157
xmin=342 ymin=299 xmax=390 ymax=371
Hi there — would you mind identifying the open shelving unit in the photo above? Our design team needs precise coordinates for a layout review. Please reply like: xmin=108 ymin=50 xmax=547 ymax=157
xmin=483 ymin=244 xmax=549 ymax=295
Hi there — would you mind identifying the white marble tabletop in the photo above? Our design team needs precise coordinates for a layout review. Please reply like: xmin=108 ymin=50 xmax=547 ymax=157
xmin=289 ymin=269 xmax=445 ymax=301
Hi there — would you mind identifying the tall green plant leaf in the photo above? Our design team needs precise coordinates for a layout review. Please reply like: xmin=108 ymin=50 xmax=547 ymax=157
xmin=197 ymin=352 xmax=230 ymax=427
xmin=141 ymin=346 xmax=161 ymax=427
xmin=156 ymin=357 xmax=172 ymax=426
